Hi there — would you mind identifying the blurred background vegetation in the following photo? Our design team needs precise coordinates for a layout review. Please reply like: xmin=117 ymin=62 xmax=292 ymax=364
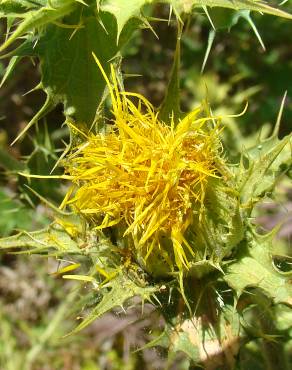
xmin=0 ymin=4 xmax=291 ymax=370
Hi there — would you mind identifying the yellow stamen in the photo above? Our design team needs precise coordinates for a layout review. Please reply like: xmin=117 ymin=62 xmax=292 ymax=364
xmin=63 ymin=58 xmax=229 ymax=274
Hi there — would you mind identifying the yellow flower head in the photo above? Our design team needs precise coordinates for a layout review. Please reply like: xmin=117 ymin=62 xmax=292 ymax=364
xmin=64 ymin=57 xmax=230 ymax=275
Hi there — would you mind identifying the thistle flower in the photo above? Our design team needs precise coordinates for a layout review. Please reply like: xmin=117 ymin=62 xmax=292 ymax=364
xmin=64 ymin=57 xmax=240 ymax=276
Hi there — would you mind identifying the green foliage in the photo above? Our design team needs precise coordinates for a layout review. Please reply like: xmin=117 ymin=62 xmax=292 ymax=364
xmin=168 ymin=0 xmax=292 ymax=19
xmin=0 ymin=219 xmax=81 ymax=253
xmin=0 ymin=0 xmax=291 ymax=133
xmin=0 ymin=0 xmax=292 ymax=369
xmin=70 ymin=272 xmax=157 ymax=334
xmin=238 ymin=131 xmax=291 ymax=210
xmin=224 ymin=231 xmax=292 ymax=305
xmin=35 ymin=12 xmax=120 ymax=125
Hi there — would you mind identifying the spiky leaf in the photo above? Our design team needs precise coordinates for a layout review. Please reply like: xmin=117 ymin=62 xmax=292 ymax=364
xmin=0 ymin=220 xmax=81 ymax=254
xmin=169 ymin=0 xmax=292 ymax=19
xmin=224 ymin=232 xmax=292 ymax=306
xmin=35 ymin=12 xmax=119 ymax=125
xmin=0 ymin=0 xmax=78 ymax=53
xmin=100 ymin=0 xmax=147 ymax=40
xmin=238 ymin=134 xmax=292 ymax=209
xmin=70 ymin=272 xmax=158 ymax=334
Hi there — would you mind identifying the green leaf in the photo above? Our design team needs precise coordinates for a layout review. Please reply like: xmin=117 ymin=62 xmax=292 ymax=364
xmin=35 ymin=11 xmax=119 ymax=125
xmin=238 ymin=133 xmax=291 ymax=208
xmin=100 ymin=0 xmax=147 ymax=41
xmin=169 ymin=0 xmax=292 ymax=19
xmin=101 ymin=0 xmax=292 ymax=44
xmin=0 ymin=0 xmax=78 ymax=53
xmin=0 ymin=221 xmax=81 ymax=254
xmin=0 ymin=0 xmax=46 ymax=15
xmin=1 ymin=0 xmax=291 ymax=133
xmin=69 ymin=272 xmax=157 ymax=334
xmin=224 ymin=232 xmax=292 ymax=306
xmin=1 ymin=5 xmax=138 ymax=129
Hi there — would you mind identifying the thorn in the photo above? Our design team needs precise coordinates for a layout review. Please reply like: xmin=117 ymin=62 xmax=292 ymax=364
xmin=22 ymin=82 xmax=42 ymax=96
xmin=75 ymin=0 xmax=88 ymax=5
xmin=0 ymin=56 xmax=21 ymax=88
xmin=168 ymin=5 xmax=173 ymax=26
xmin=24 ymin=184 xmax=72 ymax=215
xmin=10 ymin=94 xmax=54 ymax=146
xmin=243 ymin=11 xmax=266 ymax=51
xmin=151 ymin=293 xmax=162 ymax=307
xmin=203 ymin=6 xmax=216 ymax=31
xmin=97 ymin=16 xmax=108 ymax=35
xmin=50 ymin=141 xmax=71 ymax=174
xmin=273 ymin=91 xmax=287 ymax=137
xmin=141 ymin=17 xmax=159 ymax=40
xmin=201 ymin=29 xmax=215 ymax=73
xmin=119 ymin=304 xmax=126 ymax=314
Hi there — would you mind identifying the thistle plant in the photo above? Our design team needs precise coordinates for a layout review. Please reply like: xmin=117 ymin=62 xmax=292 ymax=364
xmin=63 ymin=57 xmax=239 ymax=278
xmin=0 ymin=1 xmax=292 ymax=369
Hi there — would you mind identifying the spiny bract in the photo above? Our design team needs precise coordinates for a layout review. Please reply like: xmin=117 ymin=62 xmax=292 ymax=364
xmin=64 ymin=57 xmax=239 ymax=276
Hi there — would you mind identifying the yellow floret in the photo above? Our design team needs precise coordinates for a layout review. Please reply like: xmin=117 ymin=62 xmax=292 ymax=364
xmin=64 ymin=56 xmax=227 ymax=273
